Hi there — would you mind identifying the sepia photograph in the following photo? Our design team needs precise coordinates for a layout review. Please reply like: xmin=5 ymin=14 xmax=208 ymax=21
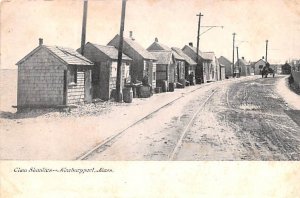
xmin=1 ymin=0 xmax=300 ymax=197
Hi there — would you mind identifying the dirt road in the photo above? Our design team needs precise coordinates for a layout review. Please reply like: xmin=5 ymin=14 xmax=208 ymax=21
xmin=84 ymin=76 xmax=300 ymax=160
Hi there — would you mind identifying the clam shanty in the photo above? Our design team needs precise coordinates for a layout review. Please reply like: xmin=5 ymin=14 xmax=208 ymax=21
xmin=147 ymin=38 xmax=186 ymax=92
xmin=108 ymin=33 xmax=157 ymax=97
xmin=16 ymin=39 xmax=94 ymax=111
xmin=79 ymin=42 xmax=132 ymax=101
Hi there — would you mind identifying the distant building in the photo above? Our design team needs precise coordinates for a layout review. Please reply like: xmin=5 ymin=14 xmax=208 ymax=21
xmin=218 ymin=56 xmax=232 ymax=78
xmin=79 ymin=42 xmax=132 ymax=100
xmin=253 ymin=59 xmax=266 ymax=75
xmin=291 ymin=59 xmax=300 ymax=72
xmin=108 ymin=34 xmax=157 ymax=89
xmin=235 ymin=57 xmax=251 ymax=76
xmin=182 ymin=43 xmax=214 ymax=83
xmin=282 ymin=63 xmax=292 ymax=74
xmin=16 ymin=39 xmax=94 ymax=110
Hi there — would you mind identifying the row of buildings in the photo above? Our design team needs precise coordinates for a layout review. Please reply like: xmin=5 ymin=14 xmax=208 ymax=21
xmin=15 ymin=33 xmax=272 ymax=110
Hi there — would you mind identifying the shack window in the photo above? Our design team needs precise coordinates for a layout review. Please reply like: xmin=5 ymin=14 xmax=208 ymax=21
xmin=259 ymin=65 xmax=263 ymax=69
xmin=68 ymin=67 xmax=77 ymax=85
xmin=111 ymin=62 xmax=117 ymax=77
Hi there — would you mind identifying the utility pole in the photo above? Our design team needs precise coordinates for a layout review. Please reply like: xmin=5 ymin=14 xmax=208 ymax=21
xmin=236 ymin=46 xmax=239 ymax=78
xmin=232 ymin=33 xmax=236 ymax=77
xmin=265 ymin=40 xmax=268 ymax=63
xmin=196 ymin=12 xmax=204 ymax=84
xmin=116 ymin=0 xmax=127 ymax=102
xmin=80 ymin=0 xmax=88 ymax=55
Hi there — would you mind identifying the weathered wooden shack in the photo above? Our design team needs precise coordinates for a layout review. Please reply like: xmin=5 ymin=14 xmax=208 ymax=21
xmin=171 ymin=47 xmax=197 ymax=84
xmin=282 ymin=63 xmax=292 ymax=74
xmin=218 ymin=56 xmax=232 ymax=78
xmin=147 ymin=38 xmax=186 ymax=89
xmin=79 ymin=42 xmax=132 ymax=100
xmin=16 ymin=39 xmax=93 ymax=110
xmin=148 ymin=50 xmax=173 ymax=91
xmin=182 ymin=43 xmax=214 ymax=83
xmin=253 ymin=59 xmax=267 ymax=75
xmin=235 ymin=57 xmax=251 ymax=76
xmin=203 ymin=52 xmax=217 ymax=82
xmin=108 ymin=34 xmax=157 ymax=89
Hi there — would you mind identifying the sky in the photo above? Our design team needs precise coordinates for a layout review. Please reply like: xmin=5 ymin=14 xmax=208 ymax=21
xmin=1 ymin=0 xmax=300 ymax=69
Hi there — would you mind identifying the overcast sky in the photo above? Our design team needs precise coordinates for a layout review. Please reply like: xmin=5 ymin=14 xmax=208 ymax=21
xmin=1 ymin=0 xmax=300 ymax=69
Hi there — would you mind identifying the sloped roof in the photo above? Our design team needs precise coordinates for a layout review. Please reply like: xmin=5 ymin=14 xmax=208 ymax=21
xmin=17 ymin=45 xmax=94 ymax=66
xmin=182 ymin=45 xmax=213 ymax=61
xmin=253 ymin=58 xmax=266 ymax=65
xmin=203 ymin=52 xmax=216 ymax=61
xmin=108 ymin=34 xmax=156 ymax=60
xmin=172 ymin=50 xmax=185 ymax=61
xmin=218 ymin=56 xmax=232 ymax=66
xmin=147 ymin=41 xmax=172 ymax=51
xmin=235 ymin=58 xmax=250 ymax=66
xmin=149 ymin=50 xmax=172 ymax=65
xmin=171 ymin=47 xmax=197 ymax=65
xmin=87 ymin=42 xmax=132 ymax=61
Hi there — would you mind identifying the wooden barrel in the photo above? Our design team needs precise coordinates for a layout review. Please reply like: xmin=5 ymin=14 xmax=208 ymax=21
xmin=161 ymin=80 xmax=168 ymax=92
xmin=139 ymin=86 xmax=151 ymax=98
xmin=123 ymin=87 xmax=133 ymax=103
xmin=169 ymin=82 xmax=175 ymax=92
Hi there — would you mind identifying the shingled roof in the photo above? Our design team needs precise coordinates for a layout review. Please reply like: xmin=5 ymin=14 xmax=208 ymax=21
xmin=235 ymin=58 xmax=250 ymax=66
xmin=147 ymin=41 xmax=172 ymax=51
xmin=17 ymin=45 xmax=94 ymax=66
xmin=183 ymin=45 xmax=213 ymax=61
xmin=171 ymin=47 xmax=197 ymax=65
xmin=108 ymin=34 xmax=156 ymax=60
xmin=149 ymin=50 xmax=173 ymax=65
xmin=218 ymin=56 xmax=232 ymax=66
xmin=86 ymin=42 xmax=132 ymax=61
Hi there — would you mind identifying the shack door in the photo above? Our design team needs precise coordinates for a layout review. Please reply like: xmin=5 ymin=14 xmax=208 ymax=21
xmin=84 ymin=70 xmax=92 ymax=103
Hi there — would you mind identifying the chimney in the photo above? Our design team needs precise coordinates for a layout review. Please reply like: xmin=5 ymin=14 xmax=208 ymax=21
xmin=39 ymin=38 xmax=43 ymax=46
xmin=155 ymin=37 xmax=158 ymax=42
xmin=189 ymin=42 xmax=193 ymax=47
xmin=129 ymin=31 xmax=135 ymax=40
xmin=242 ymin=57 xmax=244 ymax=60
xmin=262 ymin=56 xmax=264 ymax=60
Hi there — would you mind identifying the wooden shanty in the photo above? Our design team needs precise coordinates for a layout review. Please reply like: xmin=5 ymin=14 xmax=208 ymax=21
xmin=148 ymin=50 xmax=174 ymax=91
xmin=235 ymin=57 xmax=251 ymax=76
xmin=147 ymin=38 xmax=186 ymax=90
xmin=182 ymin=43 xmax=214 ymax=83
xmin=281 ymin=62 xmax=292 ymax=74
xmin=107 ymin=34 xmax=157 ymax=89
xmin=203 ymin=52 xmax=218 ymax=82
xmin=253 ymin=58 xmax=267 ymax=75
xmin=79 ymin=42 xmax=132 ymax=100
xmin=16 ymin=39 xmax=94 ymax=110
xmin=171 ymin=47 xmax=197 ymax=85
xmin=218 ymin=56 xmax=233 ymax=78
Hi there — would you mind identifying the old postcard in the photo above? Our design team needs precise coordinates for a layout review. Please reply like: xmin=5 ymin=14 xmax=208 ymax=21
xmin=1 ymin=0 xmax=300 ymax=197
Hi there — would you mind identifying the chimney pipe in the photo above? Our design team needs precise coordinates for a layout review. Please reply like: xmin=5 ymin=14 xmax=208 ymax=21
xmin=155 ymin=37 xmax=158 ymax=42
xmin=129 ymin=31 xmax=135 ymax=40
xmin=242 ymin=57 xmax=244 ymax=60
xmin=189 ymin=42 xmax=193 ymax=47
xmin=39 ymin=38 xmax=43 ymax=46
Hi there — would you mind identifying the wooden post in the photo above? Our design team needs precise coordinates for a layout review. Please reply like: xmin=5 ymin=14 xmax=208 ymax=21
xmin=232 ymin=33 xmax=236 ymax=77
xmin=265 ymin=40 xmax=268 ymax=63
xmin=80 ymin=0 xmax=88 ymax=55
xmin=196 ymin=12 xmax=203 ymax=83
xmin=116 ymin=0 xmax=127 ymax=102
xmin=236 ymin=46 xmax=239 ymax=77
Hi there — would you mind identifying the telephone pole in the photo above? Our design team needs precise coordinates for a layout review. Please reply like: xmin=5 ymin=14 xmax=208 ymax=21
xmin=236 ymin=46 xmax=239 ymax=78
xmin=80 ymin=0 xmax=88 ymax=55
xmin=196 ymin=12 xmax=204 ymax=84
xmin=232 ymin=33 xmax=236 ymax=77
xmin=116 ymin=0 xmax=127 ymax=102
xmin=265 ymin=40 xmax=269 ymax=63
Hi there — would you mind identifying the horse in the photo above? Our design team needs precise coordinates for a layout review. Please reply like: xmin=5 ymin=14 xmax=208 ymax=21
xmin=261 ymin=63 xmax=275 ymax=78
